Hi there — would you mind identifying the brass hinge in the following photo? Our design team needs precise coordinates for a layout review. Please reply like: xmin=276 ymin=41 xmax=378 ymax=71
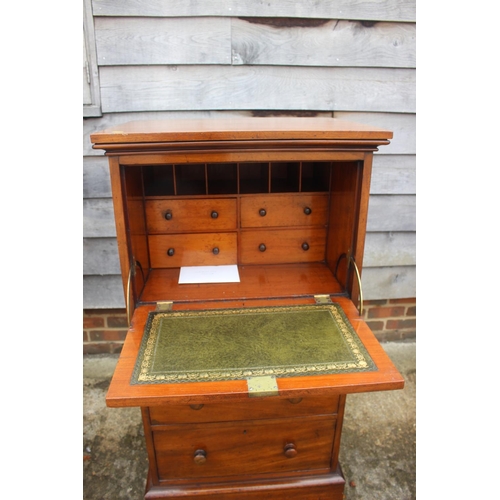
xmin=156 ymin=301 xmax=173 ymax=311
xmin=247 ymin=376 xmax=279 ymax=397
xmin=314 ymin=294 xmax=333 ymax=304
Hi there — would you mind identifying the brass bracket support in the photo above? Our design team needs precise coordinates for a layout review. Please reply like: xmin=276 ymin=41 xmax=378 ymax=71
xmin=125 ymin=260 xmax=145 ymax=325
xmin=334 ymin=251 xmax=364 ymax=315
xmin=126 ymin=263 xmax=135 ymax=326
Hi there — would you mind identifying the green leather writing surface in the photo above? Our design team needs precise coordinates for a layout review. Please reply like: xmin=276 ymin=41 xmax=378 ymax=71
xmin=131 ymin=304 xmax=376 ymax=385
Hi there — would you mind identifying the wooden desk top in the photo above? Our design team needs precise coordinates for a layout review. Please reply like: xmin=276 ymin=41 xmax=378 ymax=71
xmin=106 ymin=297 xmax=404 ymax=408
xmin=90 ymin=117 xmax=393 ymax=146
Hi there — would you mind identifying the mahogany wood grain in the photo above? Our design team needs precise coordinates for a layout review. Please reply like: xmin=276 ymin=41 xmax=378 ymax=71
xmin=122 ymin=166 xmax=150 ymax=304
xmin=148 ymin=233 xmax=238 ymax=267
xmin=330 ymin=394 xmax=347 ymax=471
xmin=144 ymin=470 xmax=345 ymax=500
xmin=146 ymin=198 xmax=237 ymax=233
xmin=117 ymin=150 xmax=367 ymax=165
xmin=142 ymin=408 xmax=160 ymax=485
xmin=138 ymin=263 xmax=344 ymax=303
xmin=239 ymin=228 xmax=327 ymax=264
xmin=108 ymin=157 xmax=132 ymax=303
xmin=350 ymin=152 xmax=374 ymax=308
xmin=152 ymin=415 xmax=336 ymax=480
xmin=325 ymin=161 xmax=360 ymax=291
xmin=127 ymin=196 xmax=149 ymax=293
xmin=149 ymin=395 xmax=340 ymax=425
xmin=90 ymin=117 xmax=393 ymax=145
xmin=240 ymin=193 xmax=328 ymax=227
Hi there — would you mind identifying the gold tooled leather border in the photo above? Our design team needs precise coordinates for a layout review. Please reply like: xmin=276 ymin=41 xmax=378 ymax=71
xmin=131 ymin=304 xmax=377 ymax=385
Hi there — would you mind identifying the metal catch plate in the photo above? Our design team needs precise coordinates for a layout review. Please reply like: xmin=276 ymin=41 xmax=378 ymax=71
xmin=314 ymin=294 xmax=333 ymax=304
xmin=247 ymin=376 xmax=279 ymax=397
xmin=155 ymin=301 xmax=173 ymax=311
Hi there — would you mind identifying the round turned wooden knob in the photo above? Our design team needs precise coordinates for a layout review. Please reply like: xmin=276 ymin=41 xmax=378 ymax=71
xmin=194 ymin=449 xmax=207 ymax=465
xmin=167 ymin=248 xmax=175 ymax=256
xmin=189 ymin=404 xmax=204 ymax=410
xmin=259 ymin=243 xmax=266 ymax=252
xmin=302 ymin=242 xmax=309 ymax=251
xmin=164 ymin=210 xmax=173 ymax=220
xmin=212 ymin=247 xmax=220 ymax=255
xmin=211 ymin=211 xmax=219 ymax=219
xmin=259 ymin=208 xmax=267 ymax=217
xmin=283 ymin=443 xmax=297 ymax=458
xmin=303 ymin=207 xmax=312 ymax=215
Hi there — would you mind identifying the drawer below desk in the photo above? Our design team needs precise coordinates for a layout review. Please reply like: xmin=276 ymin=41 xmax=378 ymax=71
xmin=149 ymin=395 xmax=340 ymax=424
xmin=152 ymin=415 xmax=337 ymax=481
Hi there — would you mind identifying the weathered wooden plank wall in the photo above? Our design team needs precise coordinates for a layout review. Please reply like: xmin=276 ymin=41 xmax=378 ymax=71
xmin=91 ymin=0 xmax=415 ymax=22
xmin=99 ymin=66 xmax=415 ymax=113
xmin=95 ymin=17 xmax=415 ymax=68
xmin=83 ymin=1 xmax=416 ymax=308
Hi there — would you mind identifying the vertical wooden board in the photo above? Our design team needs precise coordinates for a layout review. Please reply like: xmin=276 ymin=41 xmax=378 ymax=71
xmin=107 ymin=157 xmax=136 ymax=310
xmin=123 ymin=168 xmax=150 ymax=296
xmin=95 ymin=17 xmax=231 ymax=65
xmin=91 ymin=0 xmax=416 ymax=22
xmin=231 ymin=19 xmax=415 ymax=68
xmin=84 ymin=0 xmax=102 ymax=116
xmin=83 ymin=30 xmax=92 ymax=105
xmin=99 ymin=65 xmax=416 ymax=113
xmin=351 ymin=153 xmax=373 ymax=307
xmin=326 ymin=162 xmax=359 ymax=288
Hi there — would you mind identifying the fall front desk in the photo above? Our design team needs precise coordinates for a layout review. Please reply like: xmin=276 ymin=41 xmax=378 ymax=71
xmin=91 ymin=118 xmax=404 ymax=500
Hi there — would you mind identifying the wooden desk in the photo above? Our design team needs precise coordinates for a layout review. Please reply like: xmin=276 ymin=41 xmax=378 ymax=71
xmin=91 ymin=117 xmax=404 ymax=500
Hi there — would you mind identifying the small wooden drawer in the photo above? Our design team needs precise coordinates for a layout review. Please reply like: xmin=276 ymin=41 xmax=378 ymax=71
xmin=240 ymin=228 xmax=327 ymax=265
xmin=146 ymin=198 xmax=237 ymax=233
xmin=240 ymin=194 xmax=328 ymax=228
xmin=153 ymin=416 xmax=336 ymax=480
xmin=149 ymin=233 xmax=237 ymax=268
xmin=149 ymin=395 xmax=340 ymax=425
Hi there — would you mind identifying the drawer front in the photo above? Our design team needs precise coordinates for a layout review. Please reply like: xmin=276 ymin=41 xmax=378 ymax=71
xmin=240 ymin=228 xmax=327 ymax=265
xmin=153 ymin=416 xmax=336 ymax=480
xmin=149 ymin=395 xmax=340 ymax=425
xmin=149 ymin=233 xmax=237 ymax=267
xmin=146 ymin=198 xmax=237 ymax=233
xmin=240 ymin=194 xmax=328 ymax=228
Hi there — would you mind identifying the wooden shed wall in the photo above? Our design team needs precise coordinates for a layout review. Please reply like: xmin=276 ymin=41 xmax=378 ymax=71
xmin=83 ymin=0 xmax=416 ymax=308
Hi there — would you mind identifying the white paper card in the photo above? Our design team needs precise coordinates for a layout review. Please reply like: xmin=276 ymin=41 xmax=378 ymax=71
xmin=178 ymin=265 xmax=240 ymax=284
